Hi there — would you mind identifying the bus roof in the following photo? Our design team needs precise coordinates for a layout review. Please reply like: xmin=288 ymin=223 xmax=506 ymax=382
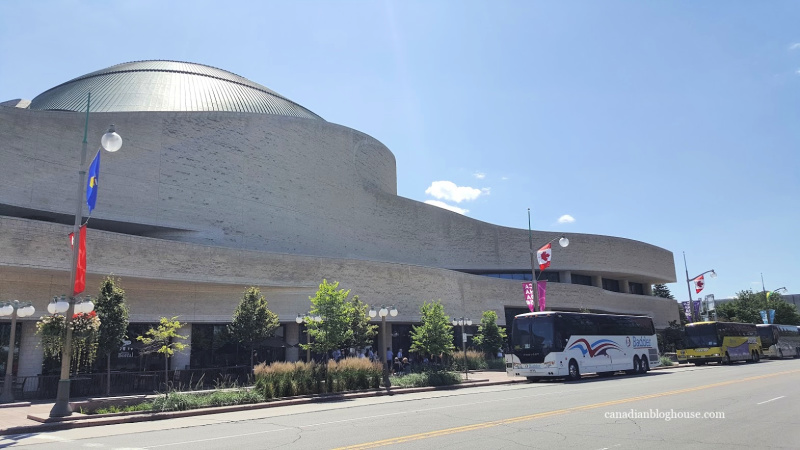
xmin=513 ymin=311 xmax=652 ymax=319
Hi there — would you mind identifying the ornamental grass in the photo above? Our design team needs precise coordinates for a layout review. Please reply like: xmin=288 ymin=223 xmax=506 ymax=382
xmin=254 ymin=358 xmax=382 ymax=399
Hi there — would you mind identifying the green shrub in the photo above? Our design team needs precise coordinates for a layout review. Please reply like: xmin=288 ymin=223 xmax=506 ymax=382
xmin=391 ymin=370 xmax=461 ymax=388
xmin=486 ymin=357 xmax=506 ymax=370
xmin=150 ymin=388 xmax=261 ymax=412
xmin=659 ymin=355 xmax=675 ymax=366
xmin=151 ymin=391 xmax=201 ymax=411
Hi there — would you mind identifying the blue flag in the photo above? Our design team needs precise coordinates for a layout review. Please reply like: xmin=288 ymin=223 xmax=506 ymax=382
xmin=86 ymin=150 xmax=100 ymax=213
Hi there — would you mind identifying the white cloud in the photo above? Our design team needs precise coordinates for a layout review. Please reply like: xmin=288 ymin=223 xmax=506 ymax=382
xmin=796 ymin=69 xmax=800 ymax=75
xmin=473 ymin=172 xmax=486 ymax=179
xmin=790 ymin=43 xmax=800 ymax=50
xmin=557 ymin=214 xmax=575 ymax=224
xmin=424 ymin=181 xmax=484 ymax=203
xmin=424 ymin=200 xmax=469 ymax=215
xmin=501 ymin=176 xmax=509 ymax=181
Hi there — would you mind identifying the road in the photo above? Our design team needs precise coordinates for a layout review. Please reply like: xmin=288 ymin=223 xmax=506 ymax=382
xmin=3 ymin=359 xmax=800 ymax=449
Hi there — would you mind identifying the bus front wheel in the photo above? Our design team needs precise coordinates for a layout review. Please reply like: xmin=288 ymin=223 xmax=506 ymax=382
xmin=567 ymin=360 xmax=581 ymax=381
xmin=722 ymin=353 xmax=731 ymax=365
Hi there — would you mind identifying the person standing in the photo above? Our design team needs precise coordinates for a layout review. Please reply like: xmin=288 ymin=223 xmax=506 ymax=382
xmin=397 ymin=348 xmax=403 ymax=360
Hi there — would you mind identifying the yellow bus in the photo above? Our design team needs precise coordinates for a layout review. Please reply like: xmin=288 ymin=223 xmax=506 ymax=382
xmin=678 ymin=321 xmax=761 ymax=365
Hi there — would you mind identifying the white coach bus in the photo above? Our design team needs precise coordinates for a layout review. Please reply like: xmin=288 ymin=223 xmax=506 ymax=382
xmin=757 ymin=324 xmax=800 ymax=359
xmin=506 ymin=311 xmax=660 ymax=381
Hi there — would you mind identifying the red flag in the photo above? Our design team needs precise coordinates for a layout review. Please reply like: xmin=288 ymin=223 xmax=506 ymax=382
xmin=69 ymin=225 xmax=87 ymax=296
xmin=537 ymin=243 xmax=552 ymax=271
xmin=694 ymin=275 xmax=705 ymax=294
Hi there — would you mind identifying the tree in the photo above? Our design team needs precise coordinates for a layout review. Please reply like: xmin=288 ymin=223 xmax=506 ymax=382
xmin=716 ymin=289 xmax=800 ymax=325
xmin=652 ymin=284 xmax=675 ymax=299
xmin=659 ymin=320 xmax=685 ymax=352
xmin=472 ymin=310 xmax=507 ymax=357
xmin=228 ymin=287 xmax=279 ymax=370
xmin=345 ymin=295 xmax=378 ymax=352
xmin=410 ymin=300 xmax=455 ymax=362
xmin=95 ymin=276 xmax=129 ymax=396
xmin=302 ymin=280 xmax=353 ymax=359
xmin=137 ymin=317 xmax=188 ymax=388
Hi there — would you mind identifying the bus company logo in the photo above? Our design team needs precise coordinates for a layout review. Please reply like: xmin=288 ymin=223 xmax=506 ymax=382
xmin=632 ymin=336 xmax=652 ymax=348
xmin=569 ymin=338 xmax=621 ymax=357
xmin=626 ymin=336 xmax=631 ymax=347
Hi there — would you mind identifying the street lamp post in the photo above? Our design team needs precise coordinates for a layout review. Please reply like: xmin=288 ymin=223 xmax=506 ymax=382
xmin=369 ymin=305 xmax=397 ymax=389
xmin=682 ymin=252 xmax=716 ymax=322
xmin=527 ymin=209 xmax=569 ymax=312
xmin=0 ymin=301 xmax=35 ymax=403
xmin=451 ymin=317 xmax=472 ymax=380
xmin=50 ymin=93 xmax=122 ymax=418
xmin=296 ymin=313 xmax=322 ymax=362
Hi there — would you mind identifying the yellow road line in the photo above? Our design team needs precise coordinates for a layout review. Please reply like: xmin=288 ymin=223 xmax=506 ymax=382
xmin=336 ymin=369 xmax=800 ymax=449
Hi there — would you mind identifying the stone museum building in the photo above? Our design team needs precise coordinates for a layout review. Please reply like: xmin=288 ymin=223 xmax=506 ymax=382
xmin=0 ymin=61 xmax=678 ymax=379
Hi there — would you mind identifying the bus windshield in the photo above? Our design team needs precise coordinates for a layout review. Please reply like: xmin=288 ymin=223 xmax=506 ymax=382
xmin=757 ymin=325 xmax=776 ymax=347
xmin=685 ymin=323 xmax=719 ymax=348
xmin=511 ymin=315 xmax=557 ymax=363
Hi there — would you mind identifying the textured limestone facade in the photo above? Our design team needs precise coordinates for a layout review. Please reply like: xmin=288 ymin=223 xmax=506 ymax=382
xmin=0 ymin=62 xmax=678 ymax=377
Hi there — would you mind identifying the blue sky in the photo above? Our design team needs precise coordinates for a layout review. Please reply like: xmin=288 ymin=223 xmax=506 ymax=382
xmin=1 ymin=1 xmax=798 ymax=301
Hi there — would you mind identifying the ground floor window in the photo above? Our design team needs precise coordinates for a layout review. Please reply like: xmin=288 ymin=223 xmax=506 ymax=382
xmin=190 ymin=324 xmax=285 ymax=368
xmin=41 ymin=323 xmax=163 ymax=375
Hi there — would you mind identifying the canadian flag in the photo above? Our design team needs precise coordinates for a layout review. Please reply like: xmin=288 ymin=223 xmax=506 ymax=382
xmin=694 ymin=275 xmax=705 ymax=294
xmin=537 ymin=243 xmax=552 ymax=271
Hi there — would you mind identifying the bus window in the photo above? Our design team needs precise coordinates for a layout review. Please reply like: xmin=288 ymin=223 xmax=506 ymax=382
xmin=685 ymin=323 xmax=719 ymax=348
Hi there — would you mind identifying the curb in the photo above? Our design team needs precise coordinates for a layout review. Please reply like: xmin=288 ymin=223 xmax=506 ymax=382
xmin=1 ymin=378 xmax=522 ymax=436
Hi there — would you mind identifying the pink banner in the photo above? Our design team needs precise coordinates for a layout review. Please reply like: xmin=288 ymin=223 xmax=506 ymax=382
xmin=523 ymin=282 xmax=534 ymax=312
xmin=537 ymin=280 xmax=547 ymax=311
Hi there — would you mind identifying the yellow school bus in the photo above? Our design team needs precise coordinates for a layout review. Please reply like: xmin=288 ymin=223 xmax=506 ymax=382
xmin=677 ymin=321 xmax=761 ymax=365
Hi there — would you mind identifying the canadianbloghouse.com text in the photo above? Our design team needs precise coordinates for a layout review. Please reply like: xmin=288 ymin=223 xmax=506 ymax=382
xmin=604 ymin=409 xmax=725 ymax=421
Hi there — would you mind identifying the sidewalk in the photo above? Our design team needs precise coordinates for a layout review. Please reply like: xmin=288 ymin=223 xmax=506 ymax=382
xmin=0 ymin=370 xmax=524 ymax=436
xmin=0 ymin=366 xmax=688 ymax=436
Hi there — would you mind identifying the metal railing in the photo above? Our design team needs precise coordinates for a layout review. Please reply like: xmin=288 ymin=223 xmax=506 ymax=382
xmin=4 ymin=366 xmax=251 ymax=401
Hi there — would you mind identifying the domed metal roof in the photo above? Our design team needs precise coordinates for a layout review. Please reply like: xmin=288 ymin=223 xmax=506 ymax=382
xmin=28 ymin=60 xmax=323 ymax=120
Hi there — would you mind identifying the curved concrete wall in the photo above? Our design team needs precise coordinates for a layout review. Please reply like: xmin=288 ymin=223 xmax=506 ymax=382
xmin=0 ymin=106 xmax=675 ymax=285
xmin=0 ymin=216 xmax=679 ymax=330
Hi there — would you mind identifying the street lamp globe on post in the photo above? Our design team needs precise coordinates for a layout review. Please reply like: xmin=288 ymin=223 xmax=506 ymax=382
xmin=50 ymin=94 xmax=123 ymax=417
xmin=369 ymin=305 xmax=397 ymax=390
xmin=1 ymin=300 xmax=35 ymax=403
xmin=682 ymin=252 xmax=716 ymax=323
xmin=452 ymin=317 xmax=472 ymax=380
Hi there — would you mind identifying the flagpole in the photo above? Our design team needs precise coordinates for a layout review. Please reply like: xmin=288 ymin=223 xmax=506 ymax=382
xmin=682 ymin=251 xmax=717 ymax=322
xmin=527 ymin=209 xmax=571 ymax=313
xmin=50 ymin=93 xmax=91 ymax=417
xmin=528 ymin=209 xmax=538 ymax=312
